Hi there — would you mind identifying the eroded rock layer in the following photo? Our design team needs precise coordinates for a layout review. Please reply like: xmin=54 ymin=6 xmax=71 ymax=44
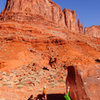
xmin=0 ymin=0 xmax=83 ymax=32
xmin=85 ymin=25 xmax=100 ymax=38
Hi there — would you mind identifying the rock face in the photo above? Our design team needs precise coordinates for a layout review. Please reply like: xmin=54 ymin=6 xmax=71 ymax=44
xmin=84 ymin=25 xmax=100 ymax=38
xmin=78 ymin=19 xmax=83 ymax=33
xmin=0 ymin=0 xmax=100 ymax=100
xmin=66 ymin=66 xmax=89 ymax=100
xmin=4 ymin=0 xmax=65 ymax=26
xmin=63 ymin=8 xmax=79 ymax=32
xmin=1 ymin=0 xmax=82 ymax=32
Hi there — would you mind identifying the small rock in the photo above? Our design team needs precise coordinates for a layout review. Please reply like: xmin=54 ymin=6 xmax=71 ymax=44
xmin=29 ymin=84 xmax=35 ymax=87
xmin=17 ymin=84 xmax=25 ymax=88
xmin=48 ymin=79 xmax=54 ymax=83
xmin=9 ymin=73 xmax=14 ymax=77
xmin=36 ymin=80 xmax=40 ymax=84
xmin=14 ymin=79 xmax=19 ymax=84
xmin=97 ymin=76 xmax=100 ymax=80
xmin=0 ymin=84 xmax=3 ymax=87
xmin=2 ymin=72 xmax=6 ymax=75
xmin=11 ymin=70 xmax=16 ymax=74
xmin=84 ymin=82 xmax=87 ymax=85
xmin=57 ymin=80 xmax=63 ymax=83
xmin=49 ymin=83 xmax=55 ymax=87
xmin=28 ymin=87 xmax=33 ymax=91
xmin=8 ymin=84 xmax=13 ymax=88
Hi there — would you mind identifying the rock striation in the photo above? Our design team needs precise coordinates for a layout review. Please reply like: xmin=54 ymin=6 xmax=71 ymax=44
xmin=63 ymin=8 xmax=79 ymax=31
xmin=78 ymin=19 xmax=83 ymax=33
xmin=0 ymin=0 xmax=100 ymax=100
xmin=84 ymin=25 xmax=100 ymax=38
xmin=1 ymin=0 xmax=82 ymax=32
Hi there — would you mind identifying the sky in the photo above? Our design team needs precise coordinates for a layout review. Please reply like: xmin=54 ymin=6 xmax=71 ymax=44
xmin=0 ymin=0 xmax=100 ymax=28
xmin=0 ymin=0 xmax=6 ymax=13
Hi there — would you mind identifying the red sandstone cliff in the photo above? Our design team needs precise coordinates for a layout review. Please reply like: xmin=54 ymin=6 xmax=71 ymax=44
xmin=0 ymin=0 xmax=100 ymax=100
xmin=63 ymin=8 xmax=79 ymax=31
xmin=1 ymin=0 xmax=83 ymax=32
xmin=78 ymin=19 xmax=83 ymax=33
xmin=85 ymin=25 xmax=100 ymax=38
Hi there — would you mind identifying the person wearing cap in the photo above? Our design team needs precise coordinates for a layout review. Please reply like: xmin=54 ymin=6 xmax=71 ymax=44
xmin=42 ymin=85 xmax=47 ymax=100
xmin=64 ymin=86 xmax=71 ymax=100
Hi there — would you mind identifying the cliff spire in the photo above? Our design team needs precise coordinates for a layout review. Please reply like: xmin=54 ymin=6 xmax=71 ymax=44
xmin=1 ymin=0 xmax=83 ymax=32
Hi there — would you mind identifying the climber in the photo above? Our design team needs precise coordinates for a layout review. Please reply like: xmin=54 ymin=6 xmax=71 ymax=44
xmin=28 ymin=95 xmax=34 ymax=100
xmin=64 ymin=86 xmax=71 ymax=100
xmin=42 ymin=85 xmax=47 ymax=100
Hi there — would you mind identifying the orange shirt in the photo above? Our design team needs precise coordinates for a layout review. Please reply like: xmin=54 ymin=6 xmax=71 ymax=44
xmin=43 ymin=89 xmax=47 ymax=97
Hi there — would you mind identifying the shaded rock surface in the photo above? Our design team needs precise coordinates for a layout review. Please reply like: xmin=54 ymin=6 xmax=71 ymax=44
xmin=66 ymin=66 xmax=90 ymax=100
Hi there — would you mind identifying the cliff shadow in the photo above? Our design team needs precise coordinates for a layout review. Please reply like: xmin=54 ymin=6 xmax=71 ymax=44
xmin=66 ymin=66 xmax=90 ymax=100
xmin=36 ymin=94 xmax=65 ymax=100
